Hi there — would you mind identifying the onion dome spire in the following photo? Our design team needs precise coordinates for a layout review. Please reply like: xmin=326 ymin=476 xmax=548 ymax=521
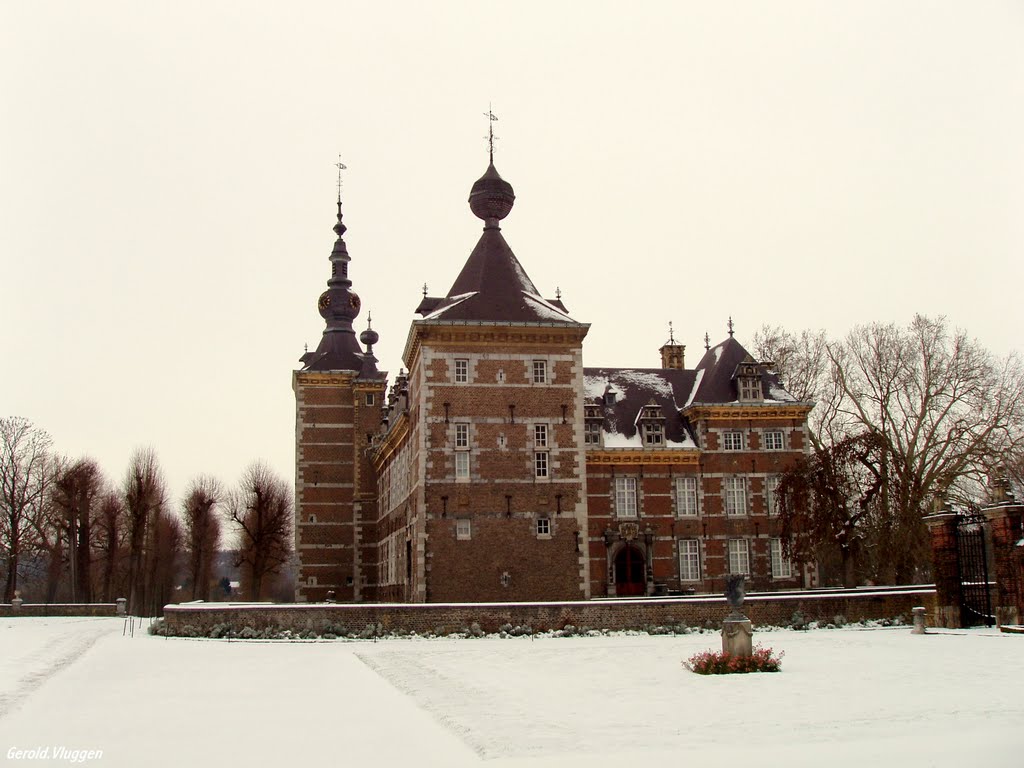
xmin=299 ymin=158 xmax=372 ymax=373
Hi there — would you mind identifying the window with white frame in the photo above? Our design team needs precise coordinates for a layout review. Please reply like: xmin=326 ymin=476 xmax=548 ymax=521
xmin=535 ymin=451 xmax=549 ymax=478
xmin=723 ymin=431 xmax=744 ymax=451
xmin=675 ymin=476 xmax=698 ymax=517
xmin=534 ymin=424 xmax=548 ymax=447
xmin=456 ymin=519 xmax=472 ymax=540
xmin=532 ymin=360 xmax=547 ymax=384
xmin=728 ymin=539 xmax=750 ymax=575
xmin=455 ymin=423 xmax=469 ymax=449
xmin=771 ymin=538 xmax=793 ymax=578
xmin=455 ymin=451 xmax=470 ymax=480
xmin=584 ymin=421 xmax=602 ymax=446
xmin=614 ymin=476 xmax=637 ymax=518
xmin=365 ymin=392 xmax=375 ymax=406
xmin=679 ymin=539 xmax=701 ymax=581
xmin=454 ymin=358 xmax=468 ymax=383
xmin=536 ymin=518 xmax=551 ymax=537
xmin=765 ymin=475 xmax=781 ymax=516
xmin=724 ymin=476 xmax=747 ymax=516
xmin=643 ymin=420 xmax=664 ymax=445
xmin=763 ymin=430 xmax=785 ymax=451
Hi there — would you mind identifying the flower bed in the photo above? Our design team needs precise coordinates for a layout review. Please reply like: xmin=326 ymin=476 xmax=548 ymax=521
xmin=684 ymin=644 xmax=784 ymax=674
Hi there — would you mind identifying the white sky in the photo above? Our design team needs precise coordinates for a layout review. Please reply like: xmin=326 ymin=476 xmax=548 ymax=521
xmin=2 ymin=1 xmax=1022 ymax=506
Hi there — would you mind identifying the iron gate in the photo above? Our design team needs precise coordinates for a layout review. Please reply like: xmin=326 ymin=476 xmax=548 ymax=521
xmin=955 ymin=511 xmax=994 ymax=627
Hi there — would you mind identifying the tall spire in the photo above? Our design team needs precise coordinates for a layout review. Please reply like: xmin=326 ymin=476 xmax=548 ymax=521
xmin=484 ymin=105 xmax=498 ymax=165
xmin=299 ymin=158 xmax=374 ymax=373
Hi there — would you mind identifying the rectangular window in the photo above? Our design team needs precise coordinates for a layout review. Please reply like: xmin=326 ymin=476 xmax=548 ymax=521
xmin=771 ymin=538 xmax=793 ymax=578
xmin=723 ymin=431 xmax=744 ymax=451
xmin=584 ymin=421 xmax=602 ymax=446
xmin=455 ymin=451 xmax=470 ymax=479
xmin=724 ymin=476 xmax=747 ymax=516
xmin=536 ymin=518 xmax=551 ymax=536
xmin=644 ymin=422 xmax=664 ymax=445
xmin=675 ymin=476 xmax=698 ymax=517
xmin=534 ymin=424 xmax=548 ymax=447
xmin=456 ymin=519 xmax=471 ymax=540
xmin=615 ymin=477 xmax=637 ymax=518
xmin=679 ymin=539 xmax=701 ymax=581
xmin=455 ymin=359 xmax=468 ymax=383
xmin=765 ymin=475 xmax=781 ymax=516
xmin=763 ymin=430 xmax=785 ymax=451
xmin=534 ymin=451 xmax=549 ymax=478
xmin=364 ymin=392 xmax=375 ymax=406
xmin=455 ymin=423 xmax=469 ymax=448
xmin=740 ymin=379 xmax=761 ymax=401
xmin=532 ymin=360 xmax=547 ymax=384
xmin=728 ymin=539 xmax=750 ymax=575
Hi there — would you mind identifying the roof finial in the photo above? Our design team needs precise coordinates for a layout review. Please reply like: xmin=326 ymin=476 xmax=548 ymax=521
xmin=484 ymin=105 xmax=498 ymax=164
xmin=422 ymin=282 xmax=428 ymax=298
xmin=668 ymin=321 xmax=676 ymax=344
xmin=704 ymin=332 xmax=710 ymax=351
xmin=334 ymin=155 xmax=347 ymax=206
xmin=555 ymin=286 xmax=562 ymax=300
xmin=727 ymin=316 xmax=735 ymax=338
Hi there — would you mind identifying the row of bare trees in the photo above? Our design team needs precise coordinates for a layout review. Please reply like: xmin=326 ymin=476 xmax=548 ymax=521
xmin=755 ymin=315 xmax=1024 ymax=586
xmin=0 ymin=417 xmax=294 ymax=614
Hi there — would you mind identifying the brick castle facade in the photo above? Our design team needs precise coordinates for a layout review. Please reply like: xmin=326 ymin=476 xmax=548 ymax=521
xmin=294 ymin=157 xmax=815 ymax=603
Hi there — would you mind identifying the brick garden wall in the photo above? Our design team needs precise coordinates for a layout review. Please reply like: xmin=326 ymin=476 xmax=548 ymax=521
xmin=162 ymin=587 xmax=935 ymax=637
xmin=0 ymin=603 xmax=121 ymax=618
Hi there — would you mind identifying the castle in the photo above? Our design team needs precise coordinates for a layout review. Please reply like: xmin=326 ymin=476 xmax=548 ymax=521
xmin=293 ymin=154 xmax=814 ymax=603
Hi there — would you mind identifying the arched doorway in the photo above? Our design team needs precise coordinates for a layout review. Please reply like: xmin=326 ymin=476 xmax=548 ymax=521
xmin=614 ymin=545 xmax=647 ymax=596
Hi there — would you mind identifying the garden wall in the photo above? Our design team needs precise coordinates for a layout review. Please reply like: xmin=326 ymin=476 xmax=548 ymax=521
xmin=0 ymin=602 xmax=123 ymax=618
xmin=161 ymin=586 xmax=936 ymax=637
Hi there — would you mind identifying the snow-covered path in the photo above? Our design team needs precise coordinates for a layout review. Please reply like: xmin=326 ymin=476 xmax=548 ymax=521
xmin=0 ymin=618 xmax=1020 ymax=767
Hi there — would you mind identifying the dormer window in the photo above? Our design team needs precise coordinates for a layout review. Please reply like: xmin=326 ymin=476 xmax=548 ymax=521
xmin=604 ymin=391 xmax=616 ymax=406
xmin=639 ymin=402 xmax=665 ymax=446
xmin=736 ymin=361 xmax=763 ymax=402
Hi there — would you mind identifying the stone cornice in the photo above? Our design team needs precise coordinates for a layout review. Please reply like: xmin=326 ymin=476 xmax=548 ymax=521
xmin=586 ymin=450 xmax=700 ymax=465
xmin=371 ymin=413 xmax=411 ymax=470
xmin=294 ymin=371 xmax=355 ymax=388
xmin=403 ymin=321 xmax=590 ymax=370
xmin=683 ymin=403 xmax=813 ymax=421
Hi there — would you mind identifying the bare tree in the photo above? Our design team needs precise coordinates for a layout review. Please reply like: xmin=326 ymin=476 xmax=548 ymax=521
xmin=182 ymin=475 xmax=222 ymax=601
xmin=94 ymin=489 xmax=128 ymax=602
xmin=0 ymin=417 xmax=53 ymax=601
xmin=229 ymin=462 xmax=293 ymax=601
xmin=122 ymin=448 xmax=167 ymax=615
xmin=51 ymin=457 xmax=103 ymax=602
xmin=146 ymin=507 xmax=183 ymax=616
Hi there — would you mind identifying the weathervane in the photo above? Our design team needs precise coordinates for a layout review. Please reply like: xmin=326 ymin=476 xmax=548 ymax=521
xmin=668 ymin=321 xmax=676 ymax=344
xmin=484 ymin=105 xmax=499 ymax=163
xmin=335 ymin=155 xmax=347 ymax=204
xmin=704 ymin=332 xmax=710 ymax=351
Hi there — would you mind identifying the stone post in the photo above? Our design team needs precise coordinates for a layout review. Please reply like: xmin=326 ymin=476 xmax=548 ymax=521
xmin=923 ymin=512 xmax=961 ymax=628
xmin=721 ymin=574 xmax=753 ymax=657
xmin=11 ymin=597 xmax=23 ymax=611
xmin=911 ymin=606 xmax=927 ymax=634
xmin=982 ymin=503 xmax=1023 ymax=627
xmin=116 ymin=598 xmax=127 ymax=616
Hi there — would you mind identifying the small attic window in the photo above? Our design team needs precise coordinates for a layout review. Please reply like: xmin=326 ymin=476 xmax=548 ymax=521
xmin=739 ymin=378 xmax=762 ymax=402
xmin=639 ymin=401 xmax=664 ymax=446
xmin=605 ymin=392 xmax=616 ymax=406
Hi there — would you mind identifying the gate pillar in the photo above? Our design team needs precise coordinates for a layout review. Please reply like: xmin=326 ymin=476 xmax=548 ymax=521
xmin=982 ymin=503 xmax=1024 ymax=627
xmin=923 ymin=512 xmax=961 ymax=628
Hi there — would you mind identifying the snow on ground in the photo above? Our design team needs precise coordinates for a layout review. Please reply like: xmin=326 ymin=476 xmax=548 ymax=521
xmin=0 ymin=618 xmax=1021 ymax=767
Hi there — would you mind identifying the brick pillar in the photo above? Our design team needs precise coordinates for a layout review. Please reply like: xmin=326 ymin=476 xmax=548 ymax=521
xmin=982 ymin=503 xmax=1023 ymax=627
xmin=923 ymin=512 xmax=961 ymax=628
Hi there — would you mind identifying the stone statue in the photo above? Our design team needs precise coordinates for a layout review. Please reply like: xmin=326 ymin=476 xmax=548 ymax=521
xmin=722 ymin=574 xmax=753 ymax=657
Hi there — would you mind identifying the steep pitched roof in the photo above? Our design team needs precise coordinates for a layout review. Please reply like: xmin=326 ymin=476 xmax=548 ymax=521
xmin=688 ymin=336 xmax=797 ymax=404
xmin=415 ymin=162 xmax=578 ymax=325
xmin=583 ymin=368 xmax=699 ymax=447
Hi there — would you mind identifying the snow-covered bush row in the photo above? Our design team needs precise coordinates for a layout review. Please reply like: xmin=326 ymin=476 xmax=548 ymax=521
xmin=149 ymin=613 xmax=905 ymax=641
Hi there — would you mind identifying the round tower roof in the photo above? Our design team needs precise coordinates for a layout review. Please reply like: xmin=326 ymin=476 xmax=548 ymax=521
xmin=468 ymin=162 xmax=515 ymax=222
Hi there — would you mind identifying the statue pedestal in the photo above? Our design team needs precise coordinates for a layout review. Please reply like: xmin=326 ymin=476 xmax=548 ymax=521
xmin=722 ymin=616 xmax=753 ymax=657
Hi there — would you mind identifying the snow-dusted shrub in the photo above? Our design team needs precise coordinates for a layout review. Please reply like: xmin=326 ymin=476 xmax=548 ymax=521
xmin=469 ymin=622 xmax=484 ymax=637
xmin=789 ymin=611 xmax=808 ymax=630
xmin=833 ymin=615 xmax=847 ymax=628
xmin=684 ymin=644 xmax=784 ymax=675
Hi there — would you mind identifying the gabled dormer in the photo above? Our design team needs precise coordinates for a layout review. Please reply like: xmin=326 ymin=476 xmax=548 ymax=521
xmin=638 ymin=399 xmax=665 ymax=446
xmin=584 ymin=404 xmax=603 ymax=447
xmin=733 ymin=356 xmax=763 ymax=403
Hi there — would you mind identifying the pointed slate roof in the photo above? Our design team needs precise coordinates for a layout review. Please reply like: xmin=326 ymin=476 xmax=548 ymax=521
xmin=688 ymin=336 xmax=797 ymax=404
xmin=415 ymin=162 xmax=578 ymax=325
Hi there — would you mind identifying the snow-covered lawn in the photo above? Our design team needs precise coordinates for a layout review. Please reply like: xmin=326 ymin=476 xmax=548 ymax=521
xmin=0 ymin=617 xmax=1020 ymax=767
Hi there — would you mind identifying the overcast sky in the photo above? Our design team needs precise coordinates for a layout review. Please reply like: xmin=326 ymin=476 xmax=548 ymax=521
xmin=2 ymin=1 xmax=1022 ymax=506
